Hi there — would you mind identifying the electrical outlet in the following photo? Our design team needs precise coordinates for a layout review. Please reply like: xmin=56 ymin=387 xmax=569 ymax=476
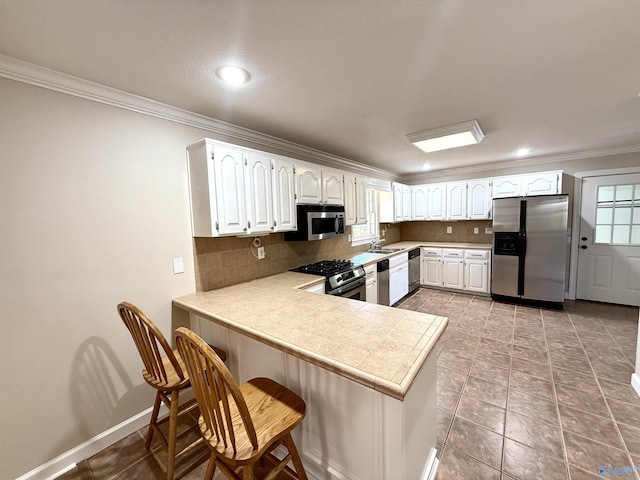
xmin=485 ymin=227 xmax=493 ymax=234
xmin=257 ymin=247 xmax=265 ymax=259
xmin=446 ymin=226 xmax=452 ymax=234
xmin=474 ymin=227 xmax=479 ymax=234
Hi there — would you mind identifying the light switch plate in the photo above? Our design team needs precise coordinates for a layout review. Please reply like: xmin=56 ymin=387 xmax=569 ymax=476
xmin=485 ymin=227 xmax=493 ymax=234
xmin=474 ymin=227 xmax=479 ymax=234
xmin=257 ymin=247 xmax=265 ymax=259
xmin=172 ymin=257 xmax=184 ymax=274
xmin=446 ymin=226 xmax=452 ymax=234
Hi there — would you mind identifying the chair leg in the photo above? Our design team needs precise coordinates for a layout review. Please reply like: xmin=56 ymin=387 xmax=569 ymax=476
xmin=242 ymin=463 xmax=254 ymax=480
xmin=204 ymin=453 xmax=217 ymax=480
xmin=166 ymin=390 xmax=180 ymax=480
xmin=283 ymin=433 xmax=308 ymax=480
xmin=146 ymin=392 xmax=162 ymax=450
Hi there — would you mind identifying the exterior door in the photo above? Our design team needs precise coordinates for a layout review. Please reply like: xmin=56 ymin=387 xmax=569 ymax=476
xmin=577 ymin=173 xmax=640 ymax=306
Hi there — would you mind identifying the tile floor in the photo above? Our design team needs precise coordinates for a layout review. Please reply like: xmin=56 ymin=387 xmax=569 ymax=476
xmin=395 ymin=288 xmax=640 ymax=480
xmin=58 ymin=288 xmax=639 ymax=480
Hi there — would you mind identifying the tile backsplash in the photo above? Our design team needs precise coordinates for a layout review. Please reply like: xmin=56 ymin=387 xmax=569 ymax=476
xmin=400 ymin=220 xmax=493 ymax=243
xmin=194 ymin=229 xmax=369 ymax=291
xmin=194 ymin=220 xmax=492 ymax=291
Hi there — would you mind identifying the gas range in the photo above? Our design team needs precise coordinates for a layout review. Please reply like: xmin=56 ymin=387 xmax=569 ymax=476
xmin=291 ymin=259 xmax=366 ymax=298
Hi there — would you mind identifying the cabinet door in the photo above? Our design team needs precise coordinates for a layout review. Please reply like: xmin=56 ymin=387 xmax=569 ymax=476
xmin=428 ymin=184 xmax=446 ymax=220
xmin=322 ymin=170 xmax=344 ymax=205
xmin=365 ymin=265 xmax=378 ymax=304
xmin=343 ymin=174 xmax=357 ymax=226
xmin=272 ymin=157 xmax=297 ymax=232
xmin=296 ymin=166 xmax=323 ymax=204
xmin=493 ymin=176 xmax=521 ymax=198
xmin=402 ymin=184 xmax=412 ymax=220
xmin=522 ymin=172 xmax=559 ymax=196
xmin=389 ymin=264 xmax=409 ymax=305
xmin=442 ymin=258 xmax=464 ymax=289
xmin=213 ymin=144 xmax=247 ymax=235
xmin=421 ymin=257 xmax=442 ymax=286
xmin=245 ymin=152 xmax=273 ymax=235
xmin=464 ymin=260 xmax=488 ymax=293
xmin=412 ymin=185 xmax=428 ymax=220
xmin=393 ymin=183 xmax=404 ymax=222
xmin=355 ymin=177 xmax=367 ymax=224
xmin=467 ymin=179 xmax=492 ymax=220
xmin=446 ymin=182 xmax=467 ymax=220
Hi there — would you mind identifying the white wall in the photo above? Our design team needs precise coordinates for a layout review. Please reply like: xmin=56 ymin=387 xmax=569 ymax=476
xmin=0 ymin=77 xmax=211 ymax=479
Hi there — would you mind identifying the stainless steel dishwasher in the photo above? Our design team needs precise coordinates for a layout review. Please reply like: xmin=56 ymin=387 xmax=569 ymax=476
xmin=377 ymin=259 xmax=390 ymax=306
xmin=408 ymin=248 xmax=420 ymax=293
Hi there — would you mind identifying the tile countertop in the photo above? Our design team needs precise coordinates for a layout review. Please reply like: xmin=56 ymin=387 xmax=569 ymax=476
xmin=173 ymin=271 xmax=448 ymax=401
xmin=348 ymin=241 xmax=492 ymax=267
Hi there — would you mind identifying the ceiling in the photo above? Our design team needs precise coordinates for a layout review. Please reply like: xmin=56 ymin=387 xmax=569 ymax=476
xmin=1 ymin=0 xmax=639 ymax=176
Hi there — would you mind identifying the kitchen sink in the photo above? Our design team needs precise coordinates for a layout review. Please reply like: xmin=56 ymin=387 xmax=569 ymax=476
xmin=367 ymin=248 xmax=404 ymax=254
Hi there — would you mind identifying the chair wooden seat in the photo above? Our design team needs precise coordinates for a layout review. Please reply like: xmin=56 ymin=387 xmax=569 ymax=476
xmin=175 ymin=327 xmax=308 ymax=480
xmin=118 ymin=302 xmax=227 ymax=480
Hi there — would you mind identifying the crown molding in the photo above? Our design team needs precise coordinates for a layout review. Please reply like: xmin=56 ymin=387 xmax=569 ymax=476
xmin=0 ymin=53 xmax=397 ymax=180
xmin=402 ymin=144 xmax=640 ymax=183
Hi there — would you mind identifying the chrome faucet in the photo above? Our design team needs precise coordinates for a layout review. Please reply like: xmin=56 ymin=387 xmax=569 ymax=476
xmin=370 ymin=238 xmax=386 ymax=249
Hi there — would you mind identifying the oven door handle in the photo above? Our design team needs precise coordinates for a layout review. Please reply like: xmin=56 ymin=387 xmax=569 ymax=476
xmin=335 ymin=215 xmax=339 ymax=234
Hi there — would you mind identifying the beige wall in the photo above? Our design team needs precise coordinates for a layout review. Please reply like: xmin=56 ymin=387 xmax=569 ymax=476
xmin=0 ymin=78 xmax=211 ymax=479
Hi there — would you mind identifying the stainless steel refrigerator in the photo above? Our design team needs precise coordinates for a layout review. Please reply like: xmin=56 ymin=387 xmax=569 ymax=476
xmin=491 ymin=194 xmax=569 ymax=307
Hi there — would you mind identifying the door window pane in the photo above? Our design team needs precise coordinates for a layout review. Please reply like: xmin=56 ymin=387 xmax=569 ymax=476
xmin=597 ymin=186 xmax=615 ymax=204
xmin=594 ymin=183 xmax=640 ymax=245
xmin=597 ymin=207 xmax=612 ymax=224
xmin=632 ymin=226 xmax=640 ymax=244
xmin=595 ymin=225 xmax=611 ymax=243
xmin=614 ymin=207 xmax=631 ymax=225
xmin=612 ymin=225 xmax=630 ymax=244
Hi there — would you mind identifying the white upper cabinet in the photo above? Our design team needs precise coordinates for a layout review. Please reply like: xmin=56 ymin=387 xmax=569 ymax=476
xmin=212 ymin=144 xmax=248 ymax=236
xmin=402 ymin=184 xmax=411 ymax=221
xmin=244 ymin=151 xmax=274 ymax=235
xmin=446 ymin=182 xmax=467 ymax=220
xmin=295 ymin=165 xmax=344 ymax=205
xmin=393 ymin=182 xmax=404 ymax=222
xmin=492 ymin=175 xmax=522 ymax=198
xmin=343 ymin=174 xmax=357 ymax=226
xmin=271 ymin=156 xmax=297 ymax=232
xmin=467 ymin=179 xmax=492 ymax=220
xmin=344 ymin=175 xmax=367 ymax=226
xmin=428 ymin=184 xmax=446 ymax=220
xmin=295 ymin=165 xmax=323 ymax=204
xmin=322 ymin=170 xmax=344 ymax=205
xmin=355 ymin=177 xmax=367 ymax=224
xmin=522 ymin=171 xmax=561 ymax=196
xmin=412 ymin=185 xmax=428 ymax=220
xmin=493 ymin=171 xmax=561 ymax=198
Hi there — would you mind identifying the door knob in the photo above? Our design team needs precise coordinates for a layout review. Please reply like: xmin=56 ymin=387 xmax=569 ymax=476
xmin=580 ymin=245 xmax=587 ymax=249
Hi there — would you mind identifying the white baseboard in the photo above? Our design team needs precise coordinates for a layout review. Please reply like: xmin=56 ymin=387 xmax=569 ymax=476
xmin=632 ymin=373 xmax=640 ymax=398
xmin=15 ymin=407 xmax=157 ymax=480
xmin=423 ymin=448 xmax=439 ymax=480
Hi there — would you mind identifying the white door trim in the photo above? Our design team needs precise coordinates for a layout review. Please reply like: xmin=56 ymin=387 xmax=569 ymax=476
xmin=569 ymin=166 xmax=640 ymax=300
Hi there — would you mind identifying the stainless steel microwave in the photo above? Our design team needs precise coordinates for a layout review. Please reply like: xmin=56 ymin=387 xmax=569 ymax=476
xmin=284 ymin=205 xmax=345 ymax=241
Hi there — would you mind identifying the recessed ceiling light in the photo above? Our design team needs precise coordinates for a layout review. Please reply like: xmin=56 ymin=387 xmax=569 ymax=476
xmin=516 ymin=148 xmax=531 ymax=157
xmin=216 ymin=65 xmax=251 ymax=86
xmin=407 ymin=120 xmax=484 ymax=154
xmin=422 ymin=163 xmax=432 ymax=170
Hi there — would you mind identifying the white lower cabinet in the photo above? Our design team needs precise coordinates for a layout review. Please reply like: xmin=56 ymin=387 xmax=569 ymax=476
xmin=190 ymin=314 xmax=439 ymax=480
xmin=389 ymin=253 xmax=409 ymax=305
xmin=421 ymin=248 xmax=442 ymax=287
xmin=442 ymin=249 xmax=464 ymax=290
xmin=365 ymin=264 xmax=378 ymax=304
xmin=464 ymin=250 xmax=490 ymax=293
xmin=420 ymin=247 xmax=490 ymax=294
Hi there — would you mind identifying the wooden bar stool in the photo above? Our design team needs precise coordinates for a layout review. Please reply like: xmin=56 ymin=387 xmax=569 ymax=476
xmin=117 ymin=302 xmax=226 ymax=479
xmin=175 ymin=327 xmax=308 ymax=480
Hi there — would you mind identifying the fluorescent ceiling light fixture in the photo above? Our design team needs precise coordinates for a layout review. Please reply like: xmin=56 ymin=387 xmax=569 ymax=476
xmin=407 ymin=120 xmax=484 ymax=153
xmin=516 ymin=147 xmax=531 ymax=157
xmin=216 ymin=65 xmax=251 ymax=86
